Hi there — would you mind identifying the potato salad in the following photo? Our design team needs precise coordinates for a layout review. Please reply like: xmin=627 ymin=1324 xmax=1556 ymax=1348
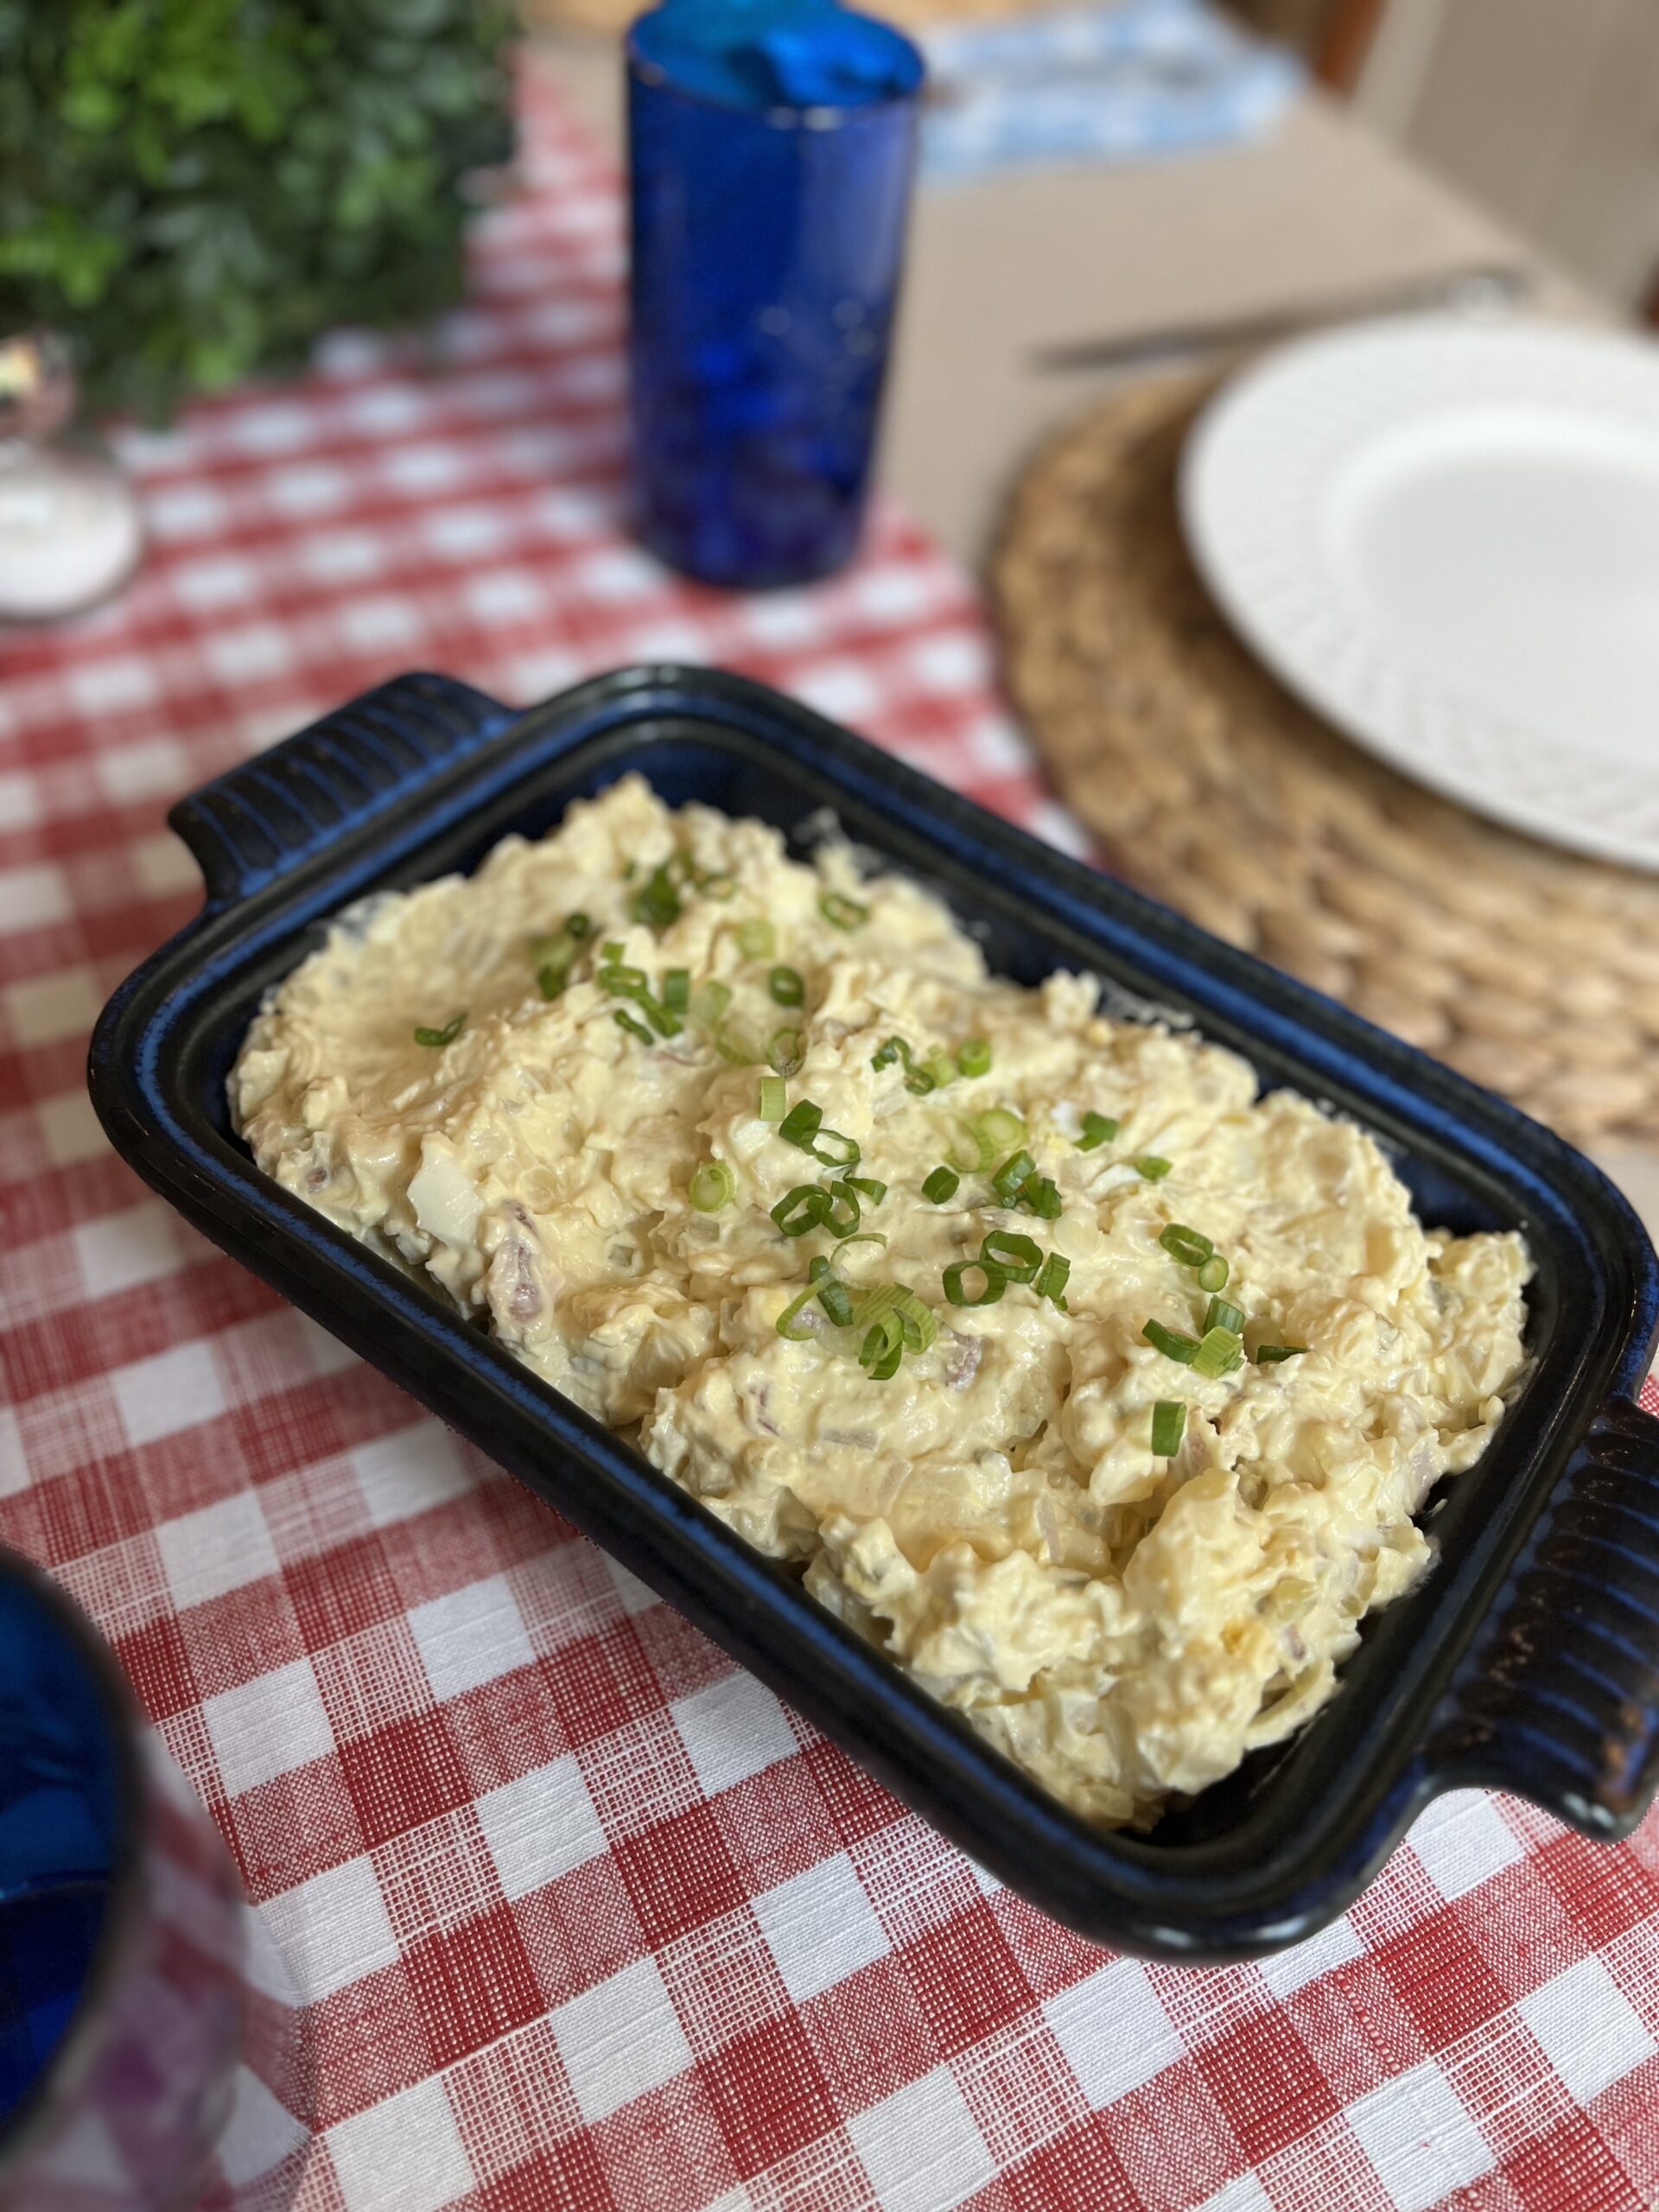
xmin=231 ymin=776 xmax=1530 ymax=1827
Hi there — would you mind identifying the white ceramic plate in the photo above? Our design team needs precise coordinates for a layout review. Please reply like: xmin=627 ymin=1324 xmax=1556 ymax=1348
xmin=1179 ymin=316 xmax=1659 ymax=870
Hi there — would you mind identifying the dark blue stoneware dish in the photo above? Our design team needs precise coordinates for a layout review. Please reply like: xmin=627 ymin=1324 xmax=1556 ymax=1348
xmin=89 ymin=667 xmax=1659 ymax=1961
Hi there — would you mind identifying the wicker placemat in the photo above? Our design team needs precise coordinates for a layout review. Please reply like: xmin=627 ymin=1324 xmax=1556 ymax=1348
xmin=992 ymin=372 xmax=1659 ymax=1147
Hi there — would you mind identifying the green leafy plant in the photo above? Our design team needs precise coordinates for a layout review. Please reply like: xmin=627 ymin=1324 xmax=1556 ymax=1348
xmin=0 ymin=0 xmax=516 ymax=421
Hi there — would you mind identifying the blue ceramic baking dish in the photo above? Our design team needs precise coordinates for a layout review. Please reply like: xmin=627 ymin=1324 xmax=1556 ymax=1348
xmin=90 ymin=668 xmax=1659 ymax=1961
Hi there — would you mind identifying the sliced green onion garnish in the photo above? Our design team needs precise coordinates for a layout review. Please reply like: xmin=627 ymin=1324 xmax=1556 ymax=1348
xmin=759 ymin=1077 xmax=787 ymax=1123
xmin=1020 ymin=1173 xmax=1062 ymax=1222
xmin=905 ymin=1067 xmax=938 ymax=1096
xmin=768 ymin=964 xmax=804 ymax=1006
xmin=981 ymin=1230 xmax=1040 ymax=1282
xmin=639 ymin=994 xmax=682 ymax=1038
xmin=1035 ymin=1254 xmax=1071 ymax=1308
xmin=768 ymin=1028 xmax=804 ymax=1077
xmin=923 ymin=1166 xmax=959 ymax=1205
xmin=991 ymin=1148 xmax=1036 ymax=1205
xmin=1205 ymin=1294 xmax=1245 ymax=1337
xmin=820 ymin=891 xmax=868 ymax=931
xmin=1143 ymin=1319 xmax=1200 ymax=1364
xmin=772 ymin=1185 xmax=829 ymax=1238
xmin=817 ymin=1276 xmax=856 ymax=1329
xmin=920 ymin=1051 xmax=957 ymax=1092
xmin=689 ymin=1162 xmax=734 ymax=1213
xmin=1135 ymin=1156 xmax=1173 ymax=1181
xmin=976 ymin=1109 xmax=1025 ymax=1155
xmin=1196 ymin=1254 xmax=1230 ymax=1294
xmin=810 ymin=1128 xmax=861 ymax=1169
xmin=601 ymin=940 xmax=625 ymax=959
xmin=842 ymin=1176 xmax=887 ymax=1206
xmin=700 ymin=873 xmax=735 ymax=901
xmin=948 ymin=1122 xmax=995 ymax=1173
xmin=1150 ymin=1401 xmax=1186 ymax=1456
xmin=858 ymin=1319 xmax=904 ymax=1381
xmin=779 ymin=1100 xmax=823 ymax=1150
xmin=663 ymin=968 xmax=690 ymax=1014
xmin=613 ymin=1010 xmax=653 ymax=1046
xmin=737 ymin=918 xmax=775 ymax=959
xmin=413 ymin=1011 xmax=467 ymax=1048
xmin=944 ymin=1260 xmax=1007 ymax=1308
xmin=599 ymin=962 xmax=651 ymax=997
xmin=777 ymin=1282 xmax=823 ymax=1341
xmin=563 ymin=912 xmax=592 ymax=940
xmin=871 ymin=1036 xmax=912 ymax=1072
xmin=956 ymin=1039 xmax=992 ymax=1078
xmin=1159 ymin=1224 xmax=1214 ymax=1266
xmin=823 ymin=1183 xmax=861 ymax=1238
xmin=1192 ymin=1326 xmax=1244 ymax=1379
xmin=631 ymin=864 xmax=681 ymax=930
xmin=1255 ymin=1343 xmax=1307 ymax=1364
xmin=537 ymin=964 xmax=568 ymax=1001
xmin=1077 ymin=1112 xmax=1119 ymax=1152
xmin=835 ymin=1232 xmax=888 ymax=1257
xmin=690 ymin=979 xmax=732 ymax=1026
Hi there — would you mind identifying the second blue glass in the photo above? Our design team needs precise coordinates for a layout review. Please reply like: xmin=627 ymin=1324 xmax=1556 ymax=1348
xmin=628 ymin=2 xmax=925 ymax=588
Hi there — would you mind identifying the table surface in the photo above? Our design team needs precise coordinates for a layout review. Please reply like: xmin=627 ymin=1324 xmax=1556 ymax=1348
xmin=5 ymin=54 xmax=1659 ymax=2212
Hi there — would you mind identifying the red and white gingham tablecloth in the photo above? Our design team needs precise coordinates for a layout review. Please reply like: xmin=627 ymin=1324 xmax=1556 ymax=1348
xmin=4 ymin=60 xmax=1659 ymax=2212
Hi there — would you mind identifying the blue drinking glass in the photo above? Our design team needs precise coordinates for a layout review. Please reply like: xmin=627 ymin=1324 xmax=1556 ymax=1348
xmin=0 ymin=1545 xmax=248 ymax=2211
xmin=628 ymin=0 xmax=925 ymax=588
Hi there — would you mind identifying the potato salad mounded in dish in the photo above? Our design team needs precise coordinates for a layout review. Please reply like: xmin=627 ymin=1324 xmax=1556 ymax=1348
xmin=232 ymin=777 xmax=1531 ymax=1827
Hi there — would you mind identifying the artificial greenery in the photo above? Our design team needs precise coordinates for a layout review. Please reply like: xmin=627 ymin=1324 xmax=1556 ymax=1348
xmin=0 ymin=0 xmax=515 ymax=422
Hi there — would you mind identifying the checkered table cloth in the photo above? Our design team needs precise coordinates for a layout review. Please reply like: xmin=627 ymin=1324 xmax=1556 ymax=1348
xmin=4 ymin=56 xmax=1659 ymax=2212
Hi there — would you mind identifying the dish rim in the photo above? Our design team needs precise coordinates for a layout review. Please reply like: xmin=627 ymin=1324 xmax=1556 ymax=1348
xmin=88 ymin=664 xmax=1659 ymax=1960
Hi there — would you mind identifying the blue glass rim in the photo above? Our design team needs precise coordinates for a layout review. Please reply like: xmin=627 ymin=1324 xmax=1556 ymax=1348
xmin=626 ymin=10 xmax=926 ymax=124
xmin=0 ymin=1548 xmax=147 ymax=2172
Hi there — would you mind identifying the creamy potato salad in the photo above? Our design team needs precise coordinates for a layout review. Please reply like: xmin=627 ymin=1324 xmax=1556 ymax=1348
xmin=232 ymin=777 xmax=1530 ymax=1827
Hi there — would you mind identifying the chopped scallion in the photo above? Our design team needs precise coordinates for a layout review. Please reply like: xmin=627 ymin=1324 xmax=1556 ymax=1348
xmin=779 ymin=1100 xmax=823 ymax=1150
xmin=820 ymin=891 xmax=868 ymax=931
xmin=768 ymin=1027 xmax=804 ymax=1077
xmin=904 ymin=1066 xmax=938 ymax=1096
xmin=842 ymin=1175 xmax=887 ymax=1206
xmin=631 ymin=864 xmax=681 ymax=929
xmin=1192 ymin=1326 xmax=1244 ymax=1379
xmin=810 ymin=1127 xmax=861 ymax=1169
xmin=817 ymin=1276 xmax=855 ymax=1329
xmin=990 ymin=1148 xmax=1036 ymax=1205
xmin=689 ymin=1161 xmax=734 ymax=1213
xmin=1020 ymin=1173 xmax=1062 ymax=1221
xmin=944 ymin=1259 xmax=1007 ymax=1308
xmin=871 ymin=1036 xmax=912 ymax=1072
xmin=1150 ymin=1401 xmax=1186 ymax=1456
xmin=1143 ymin=1319 xmax=1200 ymax=1364
xmin=1255 ymin=1343 xmax=1307 ymax=1364
xmin=922 ymin=1166 xmax=959 ymax=1205
xmin=700 ymin=873 xmax=735 ymax=901
xmin=413 ymin=1011 xmax=467 ymax=1048
xmin=1205 ymin=1294 xmax=1245 ymax=1337
xmin=771 ymin=1185 xmax=829 ymax=1238
xmin=1159 ymin=1224 xmax=1214 ymax=1266
xmin=663 ymin=968 xmax=690 ymax=1014
xmin=769 ymin=964 xmax=804 ymax=1006
xmin=823 ymin=1183 xmax=861 ymax=1238
xmin=1077 ymin=1112 xmax=1119 ymax=1151
xmin=1035 ymin=1254 xmax=1071 ymax=1309
xmin=714 ymin=1023 xmax=763 ymax=1065
xmin=980 ymin=1230 xmax=1040 ymax=1282
xmin=957 ymin=1038 xmax=992 ymax=1078
xmin=563 ymin=912 xmax=592 ymax=940
xmin=758 ymin=1077 xmax=787 ymax=1123
xmin=1196 ymin=1254 xmax=1230 ymax=1294
xmin=737 ymin=918 xmax=775 ymax=959
xmin=1135 ymin=1156 xmax=1173 ymax=1181
xmin=613 ymin=1010 xmax=653 ymax=1046
xmin=537 ymin=964 xmax=568 ymax=1001
xmin=776 ymin=1282 xmax=823 ymax=1341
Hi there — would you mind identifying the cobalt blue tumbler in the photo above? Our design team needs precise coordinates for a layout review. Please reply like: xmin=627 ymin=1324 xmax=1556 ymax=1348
xmin=627 ymin=0 xmax=925 ymax=588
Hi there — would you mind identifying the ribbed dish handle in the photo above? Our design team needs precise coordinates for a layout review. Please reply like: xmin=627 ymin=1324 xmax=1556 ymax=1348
xmin=168 ymin=671 xmax=515 ymax=906
xmin=1428 ymin=1394 xmax=1659 ymax=1835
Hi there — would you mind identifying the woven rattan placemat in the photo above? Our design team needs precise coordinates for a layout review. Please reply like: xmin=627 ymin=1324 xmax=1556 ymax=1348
xmin=992 ymin=371 xmax=1659 ymax=1148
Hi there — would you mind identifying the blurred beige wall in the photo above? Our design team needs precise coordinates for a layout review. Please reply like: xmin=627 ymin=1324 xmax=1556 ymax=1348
xmin=1356 ymin=0 xmax=1659 ymax=308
